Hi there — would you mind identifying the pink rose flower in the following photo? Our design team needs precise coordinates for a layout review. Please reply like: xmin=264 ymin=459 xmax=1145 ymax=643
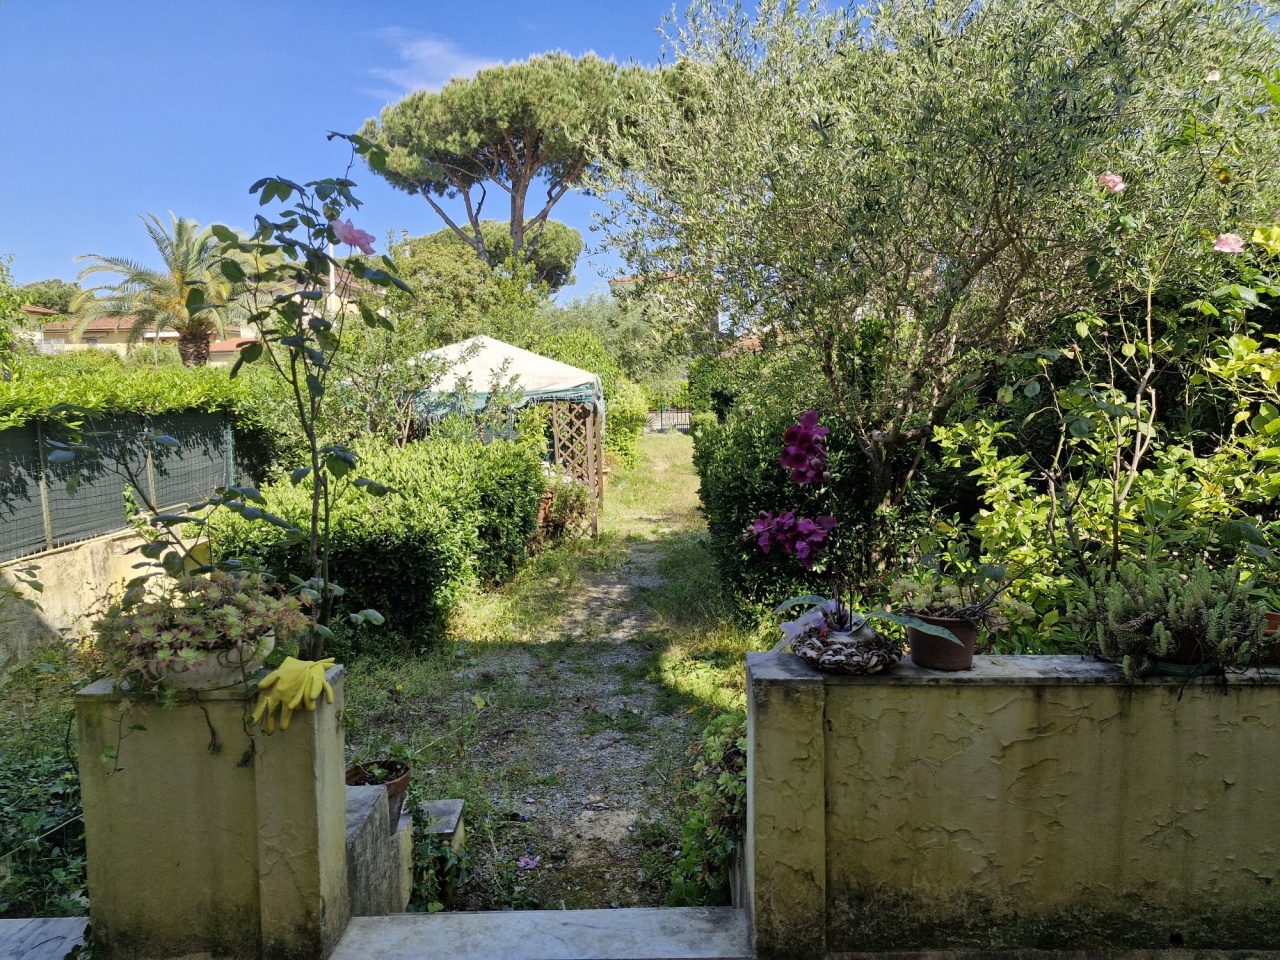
xmin=330 ymin=218 xmax=376 ymax=255
xmin=1206 ymin=69 xmax=1222 ymax=83
xmin=1213 ymin=233 xmax=1244 ymax=254
xmin=1098 ymin=172 xmax=1126 ymax=194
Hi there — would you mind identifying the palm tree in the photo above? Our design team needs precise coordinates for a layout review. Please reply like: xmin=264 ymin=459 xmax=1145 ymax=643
xmin=72 ymin=214 xmax=237 ymax=366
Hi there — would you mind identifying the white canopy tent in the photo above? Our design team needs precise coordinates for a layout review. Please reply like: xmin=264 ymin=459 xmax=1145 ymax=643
xmin=414 ymin=335 xmax=604 ymax=412
xmin=413 ymin=336 xmax=606 ymax=535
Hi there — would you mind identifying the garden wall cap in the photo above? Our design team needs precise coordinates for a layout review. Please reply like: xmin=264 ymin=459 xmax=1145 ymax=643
xmin=747 ymin=651 xmax=1280 ymax=687
xmin=77 ymin=663 xmax=346 ymax=701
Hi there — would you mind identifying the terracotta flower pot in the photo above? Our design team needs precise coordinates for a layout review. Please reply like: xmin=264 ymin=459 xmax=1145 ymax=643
xmin=906 ymin=614 xmax=977 ymax=671
xmin=346 ymin=759 xmax=410 ymax=834
xmin=537 ymin=490 xmax=555 ymax=525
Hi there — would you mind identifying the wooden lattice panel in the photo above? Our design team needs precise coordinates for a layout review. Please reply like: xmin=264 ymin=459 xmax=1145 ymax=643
xmin=550 ymin=400 xmax=604 ymax=537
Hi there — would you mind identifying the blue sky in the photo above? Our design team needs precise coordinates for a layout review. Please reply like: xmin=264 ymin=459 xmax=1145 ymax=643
xmin=0 ymin=1 xmax=679 ymax=301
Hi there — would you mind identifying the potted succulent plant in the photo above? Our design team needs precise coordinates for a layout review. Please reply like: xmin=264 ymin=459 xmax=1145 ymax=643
xmin=1071 ymin=560 xmax=1271 ymax=677
xmin=93 ymin=571 xmax=308 ymax=693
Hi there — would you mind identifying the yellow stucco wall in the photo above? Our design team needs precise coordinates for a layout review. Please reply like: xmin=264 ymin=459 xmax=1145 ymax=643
xmin=746 ymin=653 xmax=1280 ymax=957
xmin=76 ymin=667 xmax=348 ymax=960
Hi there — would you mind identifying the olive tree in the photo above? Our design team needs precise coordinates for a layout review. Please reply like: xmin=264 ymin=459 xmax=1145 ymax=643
xmin=600 ymin=0 xmax=1280 ymax=507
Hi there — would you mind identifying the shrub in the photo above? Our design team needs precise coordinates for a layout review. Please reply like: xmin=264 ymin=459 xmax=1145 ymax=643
xmin=694 ymin=391 xmax=883 ymax=603
xmin=539 ymin=471 xmax=592 ymax=543
xmin=604 ymin=378 xmax=648 ymax=465
xmin=0 ymin=751 xmax=86 ymax=918
xmin=687 ymin=350 xmax=765 ymax=419
xmin=208 ymin=437 xmax=545 ymax=652
xmin=0 ymin=352 xmax=241 ymax=430
xmin=669 ymin=711 xmax=746 ymax=907
xmin=689 ymin=411 xmax=718 ymax=439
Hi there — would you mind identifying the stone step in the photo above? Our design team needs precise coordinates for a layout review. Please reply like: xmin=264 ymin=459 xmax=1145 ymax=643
xmin=329 ymin=906 xmax=752 ymax=960
xmin=0 ymin=917 xmax=88 ymax=960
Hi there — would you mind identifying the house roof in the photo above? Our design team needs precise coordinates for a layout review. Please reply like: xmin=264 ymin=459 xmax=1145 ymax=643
xmin=41 ymin=317 xmax=132 ymax=336
xmin=209 ymin=337 xmax=257 ymax=353
xmin=20 ymin=303 xmax=57 ymax=317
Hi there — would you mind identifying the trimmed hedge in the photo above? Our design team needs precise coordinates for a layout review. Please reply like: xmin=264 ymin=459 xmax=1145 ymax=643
xmin=0 ymin=352 xmax=242 ymax=430
xmin=208 ymin=437 xmax=546 ymax=652
xmin=695 ymin=394 xmax=877 ymax=604
xmin=0 ymin=351 xmax=302 ymax=484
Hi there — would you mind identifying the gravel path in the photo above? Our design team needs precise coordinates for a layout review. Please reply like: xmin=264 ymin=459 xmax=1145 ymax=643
xmin=452 ymin=538 xmax=693 ymax=909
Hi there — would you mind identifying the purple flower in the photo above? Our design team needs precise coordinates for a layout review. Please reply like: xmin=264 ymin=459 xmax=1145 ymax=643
xmin=780 ymin=411 xmax=830 ymax=484
xmin=750 ymin=511 xmax=837 ymax=570
xmin=517 ymin=855 xmax=540 ymax=871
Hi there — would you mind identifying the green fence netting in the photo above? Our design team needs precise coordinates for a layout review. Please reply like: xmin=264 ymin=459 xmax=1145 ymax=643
xmin=0 ymin=413 xmax=234 ymax=563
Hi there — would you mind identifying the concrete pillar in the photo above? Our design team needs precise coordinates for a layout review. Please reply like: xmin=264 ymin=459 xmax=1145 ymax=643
xmin=745 ymin=651 xmax=827 ymax=960
xmin=255 ymin=666 xmax=350 ymax=960
xmin=76 ymin=666 xmax=349 ymax=960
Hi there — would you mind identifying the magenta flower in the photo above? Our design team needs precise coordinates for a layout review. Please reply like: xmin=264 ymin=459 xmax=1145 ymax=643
xmin=1098 ymin=172 xmax=1126 ymax=194
xmin=1214 ymin=233 xmax=1245 ymax=254
xmin=751 ymin=511 xmax=837 ymax=570
xmin=517 ymin=855 xmax=540 ymax=871
xmin=780 ymin=411 xmax=831 ymax=484
xmin=330 ymin=218 xmax=376 ymax=255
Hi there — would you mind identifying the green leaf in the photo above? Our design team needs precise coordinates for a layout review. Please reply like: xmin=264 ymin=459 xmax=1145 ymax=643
xmin=325 ymin=454 xmax=351 ymax=479
xmin=48 ymin=449 xmax=75 ymax=464
xmin=239 ymin=341 xmax=264 ymax=364
xmin=306 ymin=373 xmax=325 ymax=398
xmin=1023 ymin=380 xmax=1041 ymax=397
xmin=219 ymin=258 xmax=246 ymax=283
xmin=772 ymin=595 xmax=830 ymax=615
xmin=291 ymin=467 xmax=312 ymax=485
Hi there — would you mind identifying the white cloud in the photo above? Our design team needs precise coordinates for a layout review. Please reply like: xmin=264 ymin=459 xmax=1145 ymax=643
xmin=368 ymin=28 xmax=497 ymax=97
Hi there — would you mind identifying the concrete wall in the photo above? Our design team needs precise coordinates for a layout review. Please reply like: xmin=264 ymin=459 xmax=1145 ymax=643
xmin=77 ymin=667 xmax=349 ymax=960
xmin=746 ymin=653 xmax=1280 ymax=959
xmin=0 ymin=530 xmax=141 ymax=665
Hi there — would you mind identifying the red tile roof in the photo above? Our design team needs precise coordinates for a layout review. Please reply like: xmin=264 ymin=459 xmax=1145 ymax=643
xmin=20 ymin=303 xmax=57 ymax=317
xmin=41 ymin=317 xmax=133 ymax=335
xmin=209 ymin=338 xmax=258 ymax=353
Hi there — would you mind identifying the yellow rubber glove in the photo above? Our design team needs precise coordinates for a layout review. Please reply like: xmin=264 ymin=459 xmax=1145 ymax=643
xmin=252 ymin=657 xmax=336 ymax=733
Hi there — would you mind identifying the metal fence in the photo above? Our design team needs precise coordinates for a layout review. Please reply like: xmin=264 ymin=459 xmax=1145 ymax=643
xmin=645 ymin=406 xmax=691 ymax=433
xmin=0 ymin=412 xmax=235 ymax=563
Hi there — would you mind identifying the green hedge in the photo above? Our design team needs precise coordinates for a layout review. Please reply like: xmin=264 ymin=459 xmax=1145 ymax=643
xmin=208 ymin=437 xmax=546 ymax=653
xmin=0 ymin=352 xmax=241 ymax=430
xmin=687 ymin=351 xmax=767 ymax=419
xmin=0 ymin=351 xmax=302 ymax=484
xmin=693 ymin=354 xmax=972 ymax=604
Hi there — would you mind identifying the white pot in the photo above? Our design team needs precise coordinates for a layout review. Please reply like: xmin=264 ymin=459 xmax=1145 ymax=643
xmin=156 ymin=632 xmax=275 ymax=691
